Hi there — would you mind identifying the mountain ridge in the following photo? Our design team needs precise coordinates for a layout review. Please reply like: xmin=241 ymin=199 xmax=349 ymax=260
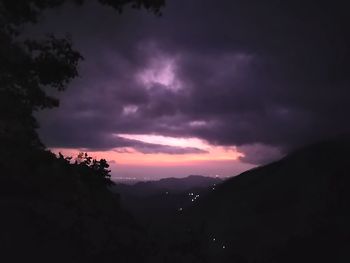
xmin=112 ymin=174 xmax=222 ymax=196
xmin=183 ymin=137 xmax=350 ymax=262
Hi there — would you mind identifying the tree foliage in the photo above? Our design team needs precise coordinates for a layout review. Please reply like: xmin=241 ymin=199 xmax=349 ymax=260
xmin=58 ymin=152 xmax=114 ymax=186
xmin=0 ymin=0 xmax=165 ymax=149
xmin=0 ymin=2 xmax=164 ymax=261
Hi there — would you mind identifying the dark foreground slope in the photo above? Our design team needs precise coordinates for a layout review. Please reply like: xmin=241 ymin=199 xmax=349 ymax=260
xmin=0 ymin=150 xmax=148 ymax=263
xmin=185 ymin=137 xmax=350 ymax=263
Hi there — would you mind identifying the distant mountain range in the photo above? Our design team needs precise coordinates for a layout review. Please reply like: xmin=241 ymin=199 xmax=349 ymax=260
xmin=111 ymin=175 xmax=222 ymax=196
xmin=110 ymin=175 xmax=222 ymax=225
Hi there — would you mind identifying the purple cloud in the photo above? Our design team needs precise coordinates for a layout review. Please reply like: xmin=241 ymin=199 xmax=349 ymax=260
xmin=33 ymin=0 xmax=350 ymax=164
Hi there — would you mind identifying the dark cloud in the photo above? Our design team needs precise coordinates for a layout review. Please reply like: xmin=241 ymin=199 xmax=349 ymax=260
xmin=237 ymin=144 xmax=283 ymax=165
xmin=33 ymin=0 xmax=350 ymax=163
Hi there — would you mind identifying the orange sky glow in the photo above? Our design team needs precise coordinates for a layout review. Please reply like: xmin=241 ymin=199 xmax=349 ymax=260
xmin=51 ymin=135 xmax=254 ymax=179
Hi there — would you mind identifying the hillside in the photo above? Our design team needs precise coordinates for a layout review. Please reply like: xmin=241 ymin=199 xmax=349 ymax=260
xmin=184 ymin=137 xmax=350 ymax=263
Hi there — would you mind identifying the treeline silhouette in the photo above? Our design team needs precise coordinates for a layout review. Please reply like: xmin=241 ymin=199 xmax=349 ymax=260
xmin=0 ymin=149 xmax=149 ymax=262
xmin=0 ymin=1 xmax=164 ymax=263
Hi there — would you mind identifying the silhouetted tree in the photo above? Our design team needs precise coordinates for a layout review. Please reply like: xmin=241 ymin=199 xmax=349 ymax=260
xmin=0 ymin=0 xmax=165 ymax=150
xmin=75 ymin=152 xmax=114 ymax=186
xmin=0 ymin=2 xmax=165 ymax=262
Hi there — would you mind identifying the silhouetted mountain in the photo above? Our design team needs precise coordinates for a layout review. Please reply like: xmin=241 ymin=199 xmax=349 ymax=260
xmin=112 ymin=175 xmax=222 ymax=196
xmin=181 ymin=137 xmax=350 ymax=263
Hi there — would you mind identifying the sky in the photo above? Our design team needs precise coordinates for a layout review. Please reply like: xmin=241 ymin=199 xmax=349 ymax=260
xmin=32 ymin=0 xmax=350 ymax=179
